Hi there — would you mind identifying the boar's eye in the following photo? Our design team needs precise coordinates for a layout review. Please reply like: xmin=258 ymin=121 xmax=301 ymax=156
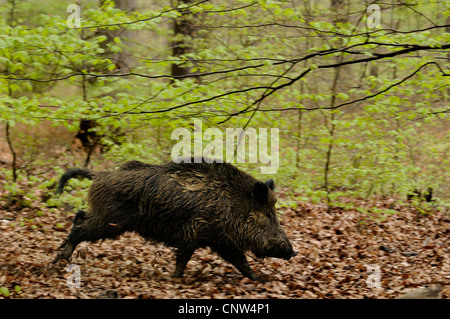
xmin=265 ymin=208 xmax=274 ymax=218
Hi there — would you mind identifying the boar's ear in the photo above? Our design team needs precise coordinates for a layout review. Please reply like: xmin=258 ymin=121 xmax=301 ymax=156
xmin=252 ymin=181 xmax=269 ymax=205
xmin=265 ymin=179 xmax=275 ymax=191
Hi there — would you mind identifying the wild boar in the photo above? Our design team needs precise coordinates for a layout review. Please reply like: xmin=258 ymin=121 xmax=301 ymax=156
xmin=53 ymin=159 xmax=297 ymax=282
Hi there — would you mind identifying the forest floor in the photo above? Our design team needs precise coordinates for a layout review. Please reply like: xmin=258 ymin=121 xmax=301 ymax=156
xmin=0 ymin=174 xmax=449 ymax=299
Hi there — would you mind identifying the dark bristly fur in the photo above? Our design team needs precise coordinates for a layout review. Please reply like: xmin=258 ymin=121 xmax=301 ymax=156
xmin=53 ymin=158 xmax=297 ymax=282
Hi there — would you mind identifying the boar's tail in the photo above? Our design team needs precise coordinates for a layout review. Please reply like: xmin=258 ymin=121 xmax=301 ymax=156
xmin=56 ymin=168 xmax=93 ymax=195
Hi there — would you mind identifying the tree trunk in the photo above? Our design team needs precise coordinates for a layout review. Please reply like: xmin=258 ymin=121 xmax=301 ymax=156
xmin=323 ymin=0 xmax=347 ymax=213
xmin=99 ymin=0 xmax=137 ymax=71
xmin=171 ymin=0 xmax=197 ymax=80
xmin=75 ymin=0 xmax=137 ymax=166
xmin=5 ymin=122 xmax=18 ymax=182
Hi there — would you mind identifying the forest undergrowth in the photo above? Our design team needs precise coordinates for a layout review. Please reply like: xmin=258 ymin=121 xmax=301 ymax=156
xmin=0 ymin=168 xmax=448 ymax=299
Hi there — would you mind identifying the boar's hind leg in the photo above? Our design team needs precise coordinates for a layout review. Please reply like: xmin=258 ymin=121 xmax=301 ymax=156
xmin=173 ymin=246 xmax=196 ymax=278
xmin=53 ymin=210 xmax=124 ymax=263
xmin=215 ymin=247 xmax=265 ymax=283
xmin=53 ymin=210 xmax=88 ymax=263
xmin=53 ymin=240 xmax=76 ymax=263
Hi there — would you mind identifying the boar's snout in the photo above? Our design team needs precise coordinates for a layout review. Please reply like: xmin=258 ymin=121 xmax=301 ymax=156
xmin=284 ymin=250 xmax=298 ymax=261
xmin=266 ymin=238 xmax=297 ymax=261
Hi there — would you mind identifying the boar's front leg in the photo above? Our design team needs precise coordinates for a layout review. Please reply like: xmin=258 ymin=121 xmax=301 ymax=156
xmin=214 ymin=247 xmax=265 ymax=283
xmin=173 ymin=246 xmax=196 ymax=278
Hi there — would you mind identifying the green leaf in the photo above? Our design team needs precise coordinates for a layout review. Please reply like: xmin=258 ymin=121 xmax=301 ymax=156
xmin=0 ymin=286 xmax=10 ymax=297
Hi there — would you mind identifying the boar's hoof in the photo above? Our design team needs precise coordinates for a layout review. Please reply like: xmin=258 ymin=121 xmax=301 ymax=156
xmin=52 ymin=242 xmax=75 ymax=263
xmin=52 ymin=253 xmax=70 ymax=264
xmin=254 ymin=275 xmax=267 ymax=284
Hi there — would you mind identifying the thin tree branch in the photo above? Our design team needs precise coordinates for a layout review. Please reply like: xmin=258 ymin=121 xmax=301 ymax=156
xmin=230 ymin=62 xmax=448 ymax=114
xmin=80 ymin=0 xmax=209 ymax=30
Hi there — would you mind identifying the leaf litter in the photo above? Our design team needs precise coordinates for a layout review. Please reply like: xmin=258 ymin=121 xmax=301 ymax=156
xmin=0 ymin=179 xmax=449 ymax=299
